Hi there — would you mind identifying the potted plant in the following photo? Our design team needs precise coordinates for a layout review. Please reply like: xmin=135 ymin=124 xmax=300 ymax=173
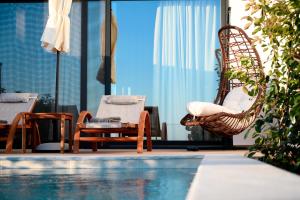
xmin=243 ymin=0 xmax=300 ymax=174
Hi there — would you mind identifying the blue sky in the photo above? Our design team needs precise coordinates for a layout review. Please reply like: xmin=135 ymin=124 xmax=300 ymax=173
xmin=112 ymin=2 xmax=159 ymax=105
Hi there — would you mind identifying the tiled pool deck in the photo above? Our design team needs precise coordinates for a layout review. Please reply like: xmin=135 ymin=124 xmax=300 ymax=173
xmin=1 ymin=150 xmax=300 ymax=200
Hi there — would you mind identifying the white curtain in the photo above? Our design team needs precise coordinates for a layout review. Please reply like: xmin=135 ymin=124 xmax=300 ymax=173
xmin=153 ymin=0 xmax=220 ymax=140
xmin=41 ymin=0 xmax=72 ymax=53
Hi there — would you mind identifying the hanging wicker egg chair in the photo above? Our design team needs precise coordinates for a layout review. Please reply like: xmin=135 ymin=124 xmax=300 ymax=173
xmin=180 ymin=25 xmax=266 ymax=136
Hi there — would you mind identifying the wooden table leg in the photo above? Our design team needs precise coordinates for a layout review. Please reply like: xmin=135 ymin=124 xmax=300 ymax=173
xmin=145 ymin=113 xmax=152 ymax=152
xmin=60 ymin=116 xmax=65 ymax=153
xmin=68 ymin=119 xmax=72 ymax=152
xmin=92 ymin=142 xmax=97 ymax=152
xmin=73 ymin=126 xmax=80 ymax=153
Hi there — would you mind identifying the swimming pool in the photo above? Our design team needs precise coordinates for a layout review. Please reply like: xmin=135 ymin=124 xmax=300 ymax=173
xmin=0 ymin=168 xmax=196 ymax=200
xmin=0 ymin=155 xmax=203 ymax=200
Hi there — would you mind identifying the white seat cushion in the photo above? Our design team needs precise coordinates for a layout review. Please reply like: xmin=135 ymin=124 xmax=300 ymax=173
xmin=223 ymin=86 xmax=256 ymax=113
xmin=187 ymin=102 xmax=237 ymax=117
xmin=0 ymin=93 xmax=38 ymax=124
xmin=97 ymin=95 xmax=145 ymax=124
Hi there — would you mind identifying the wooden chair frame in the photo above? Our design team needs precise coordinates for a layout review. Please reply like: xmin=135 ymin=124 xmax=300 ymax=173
xmin=0 ymin=95 xmax=39 ymax=153
xmin=73 ymin=111 xmax=152 ymax=153
xmin=3 ymin=112 xmax=41 ymax=153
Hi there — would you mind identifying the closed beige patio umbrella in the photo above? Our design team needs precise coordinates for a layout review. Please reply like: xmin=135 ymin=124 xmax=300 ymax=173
xmin=41 ymin=0 xmax=72 ymax=53
xmin=40 ymin=0 xmax=72 ymax=111
xmin=97 ymin=13 xmax=118 ymax=84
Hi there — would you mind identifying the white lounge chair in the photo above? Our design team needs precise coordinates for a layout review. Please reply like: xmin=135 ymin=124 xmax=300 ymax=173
xmin=0 ymin=93 xmax=38 ymax=153
xmin=74 ymin=95 xmax=152 ymax=153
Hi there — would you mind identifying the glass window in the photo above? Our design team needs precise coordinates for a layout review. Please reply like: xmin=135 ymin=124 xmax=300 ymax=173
xmin=87 ymin=1 xmax=105 ymax=115
xmin=111 ymin=0 xmax=222 ymax=141
xmin=0 ymin=0 xmax=226 ymax=145
xmin=0 ymin=3 xmax=56 ymax=96
xmin=0 ymin=3 xmax=81 ymax=109
xmin=0 ymin=2 xmax=82 ymax=141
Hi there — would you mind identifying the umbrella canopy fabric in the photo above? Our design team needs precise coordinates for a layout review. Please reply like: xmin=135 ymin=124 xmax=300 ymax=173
xmin=41 ymin=0 xmax=72 ymax=53
xmin=97 ymin=13 xmax=118 ymax=84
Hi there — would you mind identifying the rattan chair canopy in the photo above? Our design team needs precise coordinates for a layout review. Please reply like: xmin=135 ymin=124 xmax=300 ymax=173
xmin=180 ymin=25 xmax=266 ymax=136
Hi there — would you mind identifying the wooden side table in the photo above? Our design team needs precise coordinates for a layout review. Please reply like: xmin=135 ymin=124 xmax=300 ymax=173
xmin=27 ymin=113 xmax=73 ymax=153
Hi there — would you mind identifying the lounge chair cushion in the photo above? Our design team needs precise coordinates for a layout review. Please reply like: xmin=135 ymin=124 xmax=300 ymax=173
xmin=97 ymin=95 xmax=146 ymax=124
xmin=89 ymin=117 xmax=121 ymax=122
xmin=223 ymin=86 xmax=256 ymax=113
xmin=0 ymin=93 xmax=38 ymax=124
xmin=105 ymin=95 xmax=139 ymax=105
xmin=0 ymin=93 xmax=32 ymax=103
xmin=187 ymin=102 xmax=236 ymax=117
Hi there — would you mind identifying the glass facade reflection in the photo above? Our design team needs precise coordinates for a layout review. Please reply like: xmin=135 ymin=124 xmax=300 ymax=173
xmin=87 ymin=1 xmax=105 ymax=115
xmin=0 ymin=3 xmax=81 ymax=111
xmin=0 ymin=0 xmax=227 ymax=144
xmin=112 ymin=0 xmax=222 ymax=141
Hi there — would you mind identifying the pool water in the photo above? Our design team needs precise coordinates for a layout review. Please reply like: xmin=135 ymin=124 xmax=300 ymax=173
xmin=0 ymin=168 xmax=196 ymax=200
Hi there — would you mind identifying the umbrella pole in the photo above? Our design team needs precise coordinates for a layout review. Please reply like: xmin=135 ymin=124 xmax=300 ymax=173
xmin=55 ymin=51 xmax=60 ymax=112
xmin=52 ymin=51 xmax=60 ymax=142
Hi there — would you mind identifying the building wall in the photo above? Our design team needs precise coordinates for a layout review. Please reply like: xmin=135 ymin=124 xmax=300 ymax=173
xmin=229 ymin=0 xmax=269 ymax=146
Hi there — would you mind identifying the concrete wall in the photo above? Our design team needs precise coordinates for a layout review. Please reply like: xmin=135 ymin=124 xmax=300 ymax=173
xmin=228 ymin=0 xmax=268 ymax=146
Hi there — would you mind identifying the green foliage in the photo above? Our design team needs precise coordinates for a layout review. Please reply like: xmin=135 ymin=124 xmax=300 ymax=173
xmin=38 ymin=94 xmax=54 ymax=105
xmin=225 ymin=55 xmax=263 ymax=97
xmin=214 ymin=48 xmax=222 ymax=79
xmin=33 ymin=94 xmax=55 ymax=113
xmin=244 ymin=0 xmax=300 ymax=174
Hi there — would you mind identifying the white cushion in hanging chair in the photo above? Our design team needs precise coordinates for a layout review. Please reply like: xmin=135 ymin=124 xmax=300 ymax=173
xmin=223 ymin=86 xmax=256 ymax=113
xmin=186 ymin=86 xmax=257 ymax=117
xmin=187 ymin=102 xmax=237 ymax=117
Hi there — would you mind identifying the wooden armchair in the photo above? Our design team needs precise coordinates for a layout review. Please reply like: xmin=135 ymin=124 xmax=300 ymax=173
xmin=73 ymin=96 xmax=152 ymax=153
